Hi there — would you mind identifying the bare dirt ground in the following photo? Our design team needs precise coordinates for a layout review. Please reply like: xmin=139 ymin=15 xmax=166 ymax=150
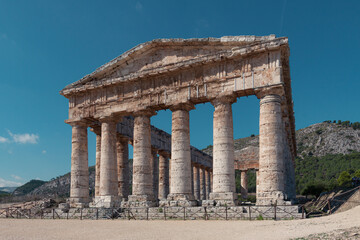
xmin=1 ymin=206 xmax=360 ymax=240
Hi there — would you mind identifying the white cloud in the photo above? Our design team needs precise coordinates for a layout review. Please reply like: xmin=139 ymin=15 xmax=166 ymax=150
xmin=0 ymin=136 xmax=9 ymax=143
xmin=11 ymin=175 xmax=22 ymax=180
xmin=135 ymin=1 xmax=143 ymax=12
xmin=0 ymin=177 xmax=22 ymax=187
xmin=42 ymin=150 xmax=46 ymax=154
xmin=7 ymin=130 xmax=39 ymax=144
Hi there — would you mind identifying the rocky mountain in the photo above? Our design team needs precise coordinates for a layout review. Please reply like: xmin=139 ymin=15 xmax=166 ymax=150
xmin=296 ymin=121 xmax=360 ymax=158
xmin=10 ymin=121 xmax=360 ymax=199
xmin=26 ymin=167 xmax=95 ymax=198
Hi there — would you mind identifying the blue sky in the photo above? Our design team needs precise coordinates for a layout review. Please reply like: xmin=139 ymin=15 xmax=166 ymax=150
xmin=0 ymin=0 xmax=359 ymax=187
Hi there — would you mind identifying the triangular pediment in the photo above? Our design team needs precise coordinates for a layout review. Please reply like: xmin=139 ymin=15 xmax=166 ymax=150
xmin=61 ymin=35 xmax=287 ymax=96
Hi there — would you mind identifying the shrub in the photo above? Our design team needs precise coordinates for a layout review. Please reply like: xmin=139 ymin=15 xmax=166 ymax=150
xmin=301 ymin=182 xmax=327 ymax=197
xmin=353 ymin=169 xmax=360 ymax=178
xmin=338 ymin=171 xmax=351 ymax=186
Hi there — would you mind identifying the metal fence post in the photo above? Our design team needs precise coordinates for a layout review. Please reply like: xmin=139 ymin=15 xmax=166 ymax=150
xmin=183 ymin=207 xmax=186 ymax=221
xmin=164 ymin=207 xmax=166 ymax=221
xmin=96 ymin=208 xmax=99 ymax=220
xmin=274 ymin=204 xmax=277 ymax=220
xmin=225 ymin=207 xmax=228 ymax=220
xmin=204 ymin=207 xmax=207 ymax=220
xmin=80 ymin=208 xmax=83 ymax=220
xmin=52 ymin=209 xmax=55 ymax=219
xmin=146 ymin=207 xmax=149 ymax=220
xmin=248 ymin=206 xmax=251 ymax=221
xmin=302 ymin=206 xmax=304 ymax=219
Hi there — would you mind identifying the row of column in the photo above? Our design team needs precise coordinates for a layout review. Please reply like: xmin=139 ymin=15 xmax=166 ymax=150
xmin=192 ymin=164 xmax=212 ymax=200
xmin=69 ymin=91 xmax=292 ymax=207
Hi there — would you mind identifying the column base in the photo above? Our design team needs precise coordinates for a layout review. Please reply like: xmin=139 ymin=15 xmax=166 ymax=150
xmin=209 ymin=192 xmax=238 ymax=206
xmin=123 ymin=195 xmax=157 ymax=207
xmin=160 ymin=193 xmax=197 ymax=207
xmin=91 ymin=196 xmax=122 ymax=208
xmin=69 ymin=197 xmax=89 ymax=208
xmin=256 ymin=191 xmax=288 ymax=205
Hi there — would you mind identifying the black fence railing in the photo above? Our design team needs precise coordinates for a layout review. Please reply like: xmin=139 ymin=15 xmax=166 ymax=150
xmin=0 ymin=204 xmax=305 ymax=221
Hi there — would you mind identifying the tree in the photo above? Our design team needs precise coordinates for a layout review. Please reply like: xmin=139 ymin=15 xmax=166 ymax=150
xmin=301 ymin=182 xmax=327 ymax=198
xmin=338 ymin=171 xmax=351 ymax=186
xmin=353 ymin=169 xmax=360 ymax=178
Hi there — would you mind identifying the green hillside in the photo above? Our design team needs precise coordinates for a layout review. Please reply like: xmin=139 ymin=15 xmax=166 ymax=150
xmin=295 ymin=152 xmax=360 ymax=194
xmin=13 ymin=180 xmax=46 ymax=196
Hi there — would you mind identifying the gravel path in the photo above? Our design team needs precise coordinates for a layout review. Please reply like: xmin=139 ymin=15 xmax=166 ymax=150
xmin=1 ymin=205 xmax=360 ymax=240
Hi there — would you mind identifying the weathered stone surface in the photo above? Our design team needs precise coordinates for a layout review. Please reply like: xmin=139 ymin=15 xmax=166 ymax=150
xmin=210 ymin=98 xmax=237 ymax=204
xmin=168 ymin=105 xmax=195 ymax=205
xmin=205 ymin=169 xmax=211 ymax=200
xmin=193 ymin=165 xmax=200 ymax=200
xmin=62 ymin=35 xmax=296 ymax=208
xmin=69 ymin=123 xmax=89 ymax=207
xmin=158 ymin=152 xmax=169 ymax=200
xmin=99 ymin=120 xmax=118 ymax=197
xmin=129 ymin=113 xmax=155 ymax=203
xmin=257 ymin=94 xmax=286 ymax=205
xmin=95 ymin=133 xmax=101 ymax=197
xmin=116 ymin=135 xmax=129 ymax=199
xmin=200 ymin=167 xmax=206 ymax=200
xmin=151 ymin=149 xmax=159 ymax=200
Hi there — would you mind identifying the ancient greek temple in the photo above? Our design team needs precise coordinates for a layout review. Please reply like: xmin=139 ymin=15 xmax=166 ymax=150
xmin=60 ymin=35 xmax=296 ymax=209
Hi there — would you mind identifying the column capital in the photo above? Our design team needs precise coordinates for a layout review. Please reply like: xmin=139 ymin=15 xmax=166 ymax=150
xmin=192 ymin=162 xmax=201 ymax=168
xmin=133 ymin=109 xmax=157 ymax=117
xmin=255 ymin=86 xmax=284 ymax=99
xmin=169 ymin=102 xmax=195 ymax=112
xmin=211 ymin=95 xmax=237 ymax=107
xmin=90 ymin=125 xmax=101 ymax=135
xmin=116 ymin=134 xmax=129 ymax=143
xmin=65 ymin=119 xmax=89 ymax=127
xmin=158 ymin=150 xmax=171 ymax=158
xmin=151 ymin=147 xmax=159 ymax=155
xmin=99 ymin=115 xmax=120 ymax=123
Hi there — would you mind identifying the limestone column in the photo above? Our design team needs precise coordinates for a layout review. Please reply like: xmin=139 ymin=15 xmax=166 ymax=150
xmin=191 ymin=163 xmax=194 ymax=195
xmin=205 ymin=168 xmax=211 ymax=200
xmin=169 ymin=159 xmax=171 ymax=194
xmin=93 ymin=127 xmax=101 ymax=198
xmin=99 ymin=118 xmax=118 ymax=203
xmin=282 ymin=101 xmax=296 ymax=202
xmin=210 ymin=171 xmax=213 ymax=193
xmin=129 ymin=110 xmax=156 ymax=205
xmin=117 ymin=135 xmax=129 ymax=199
xmin=151 ymin=149 xmax=159 ymax=201
xmin=193 ymin=164 xmax=200 ymax=200
xmin=210 ymin=97 xmax=237 ymax=205
xmin=69 ymin=121 xmax=89 ymax=207
xmin=158 ymin=152 xmax=169 ymax=200
xmin=240 ymin=170 xmax=248 ymax=199
xmin=200 ymin=167 xmax=206 ymax=200
xmin=168 ymin=103 xmax=195 ymax=205
xmin=257 ymin=93 xmax=286 ymax=205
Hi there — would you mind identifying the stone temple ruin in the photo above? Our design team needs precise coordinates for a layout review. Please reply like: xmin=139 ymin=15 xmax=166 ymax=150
xmin=60 ymin=35 xmax=297 ymax=211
